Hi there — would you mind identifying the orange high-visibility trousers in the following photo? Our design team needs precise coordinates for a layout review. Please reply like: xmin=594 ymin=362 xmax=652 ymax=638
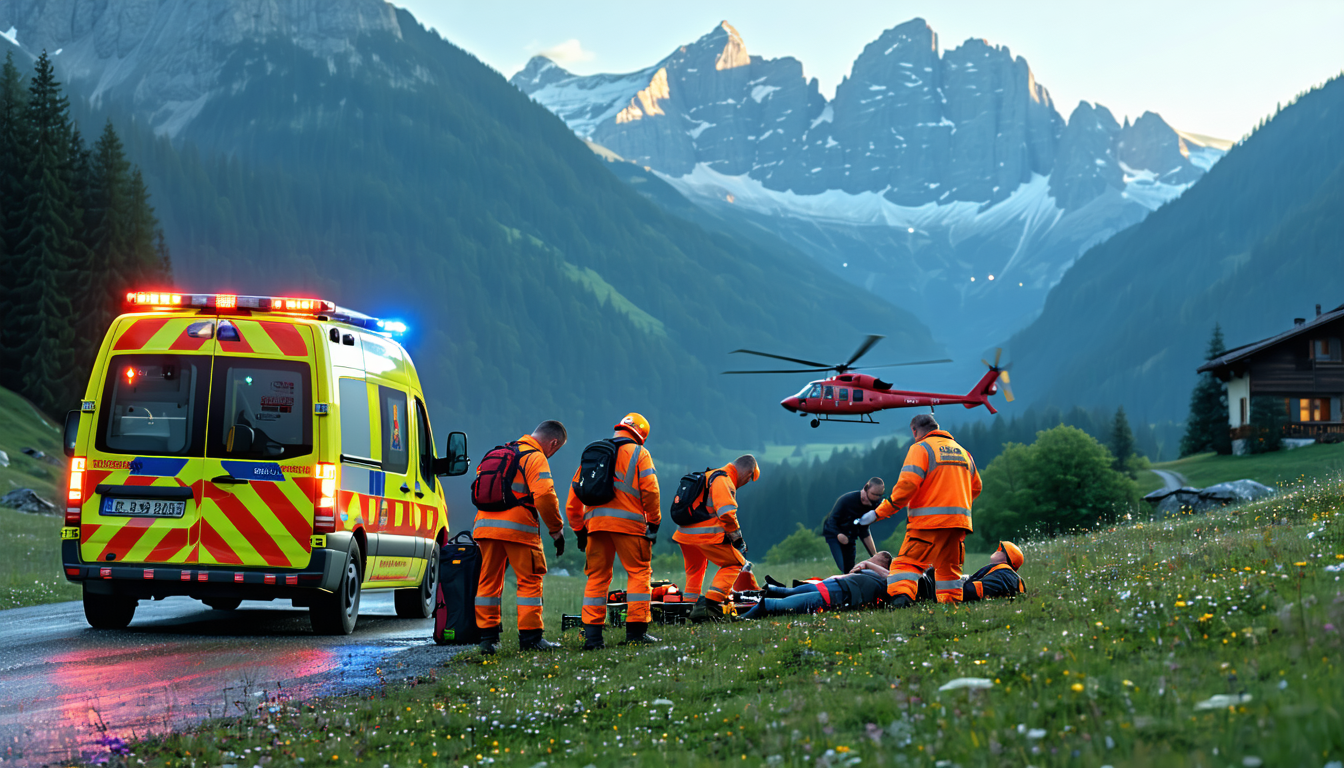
xmin=679 ymin=540 xmax=746 ymax=602
xmin=476 ymin=538 xmax=546 ymax=632
xmin=582 ymin=531 xmax=653 ymax=626
xmin=886 ymin=528 xmax=966 ymax=603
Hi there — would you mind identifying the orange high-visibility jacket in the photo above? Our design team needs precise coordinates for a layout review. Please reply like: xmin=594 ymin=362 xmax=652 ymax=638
xmin=472 ymin=435 xmax=563 ymax=548
xmin=875 ymin=430 xmax=981 ymax=531
xmin=673 ymin=463 xmax=743 ymax=545
xmin=566 ymin=440 xmax=661 ymax=536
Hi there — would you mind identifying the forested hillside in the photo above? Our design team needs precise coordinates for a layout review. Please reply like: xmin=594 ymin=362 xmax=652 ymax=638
xmin=1010 ymin=75 xmax=1344 ymax=422
xmin=43 ymin=8 xmax=938 ymax=462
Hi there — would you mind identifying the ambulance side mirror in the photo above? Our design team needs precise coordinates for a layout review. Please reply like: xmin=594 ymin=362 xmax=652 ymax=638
xmin=227 ymin=425 xmax=256 ymax=455
xmin=435 ymin=431 xmax=469 ymax=477
xmin=63 ymin=411 xmax=80 ymax=458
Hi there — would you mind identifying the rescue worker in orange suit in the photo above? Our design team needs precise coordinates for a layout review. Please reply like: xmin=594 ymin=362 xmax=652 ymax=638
xmin=961 ymin=541 xmax=1026 ymax=602
xmin=566 ymin=413 xmax=662 ymax=650
xmin=474 ymin=420 xmax=568 ymax=654
xmin=674 ymin=454 xmax=760 ymax=623
xmin=855 ymin=414 xmax=981 ymax=607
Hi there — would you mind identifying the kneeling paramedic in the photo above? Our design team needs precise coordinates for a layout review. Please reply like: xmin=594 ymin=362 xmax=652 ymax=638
xmin=566 ymin=413 xmax=662 ymax=650
xmin=472 ymin=420 xmax=568 ymax=653
xmin=961 ymin=541 xmax=1026 ymax=602
xmin=855 ymin=414 xmax=981 ymax=607
xmin=672 ymin=455 xmax=759 ymax=623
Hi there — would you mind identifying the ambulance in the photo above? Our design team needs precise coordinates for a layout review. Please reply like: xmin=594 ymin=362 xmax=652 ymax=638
xmin=59 ymin=292 xmax=469 ymax=634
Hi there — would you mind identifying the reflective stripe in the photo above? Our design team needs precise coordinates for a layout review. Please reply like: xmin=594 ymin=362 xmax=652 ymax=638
xmin=584 ymin=507 xmax=646 ymax=523
xmin=900 ymin=463 xmax=926 ymax=478
xmin=475 ymin=596 xmax=502 ymax=606
xmin=613 ymin=445 xmax=643 ymax=496
xmin=538 ymin=472 xmax=552 ymax=480
xmin=474 ymin=518 xmax=541 ymax=535
xmin=683 ymin=593 xmax=701 ymax=601
xmin=626 ymin=593 xmax=651 ymax=602
xmin=886 ymin=572 xmax=922 ymax=585
xmin=516 ymin=597 xmax=543 ymax=606
xmin=639 ymin=468 xmax=657 ymax=478
xmin=511 ymin=482 xmax=529 ymax=493
xmin=908 ymin=506 xmax=971 ymax=519
xmin=582 ymin=597 xmax=607 ymax=606
xmin=678 ymin=526 xmax=725 ymax=535
xmin=936 ymin=580 xmax=963 ymax=590
xmin=919 ymin=442 xmax=935 ymax=469
xmin=717 ymin=504 xmax=738 ymax=515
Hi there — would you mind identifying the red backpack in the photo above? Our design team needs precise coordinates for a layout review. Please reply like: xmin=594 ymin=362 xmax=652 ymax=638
xmin=470 ymin=442 xmax=535 ymax=512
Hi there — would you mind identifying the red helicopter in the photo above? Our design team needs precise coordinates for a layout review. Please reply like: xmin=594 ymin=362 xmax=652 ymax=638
xmin=724 ymin=335 xmax=1013 ymax=428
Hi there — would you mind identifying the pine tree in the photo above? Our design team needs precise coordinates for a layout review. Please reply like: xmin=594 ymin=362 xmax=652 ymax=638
xmin=0 ymin=51 xmax=30 ymax=393
xmin=1180 ymin=324 xmax=1232 ymax=456
xmin=11 ymin=52 xmax=79 ymax=415
xmin=86 ymin=119 xmax=133 ymax=344
xmin=1246 ymin=396 xmax=1285 ymax=454
xmin=126 ymin=167 xmax=166 ymax=286
xmin=1109 ymin=406 xmax=1137 ymax=477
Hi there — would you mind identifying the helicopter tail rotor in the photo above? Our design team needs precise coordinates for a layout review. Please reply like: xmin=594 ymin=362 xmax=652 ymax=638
xmin=981 ymin=348 xmax=1015 ymax=402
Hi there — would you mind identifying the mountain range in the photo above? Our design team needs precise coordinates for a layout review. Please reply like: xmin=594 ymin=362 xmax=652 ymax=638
xmin=512 ymin=20 xmax=1231 ymax=359
xmin=0 ymin=0 xmax=937 ymax=473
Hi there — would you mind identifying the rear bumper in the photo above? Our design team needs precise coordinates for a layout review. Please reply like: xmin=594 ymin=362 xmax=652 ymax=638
xmin=62 ymin=537 xmax=348 ymax=600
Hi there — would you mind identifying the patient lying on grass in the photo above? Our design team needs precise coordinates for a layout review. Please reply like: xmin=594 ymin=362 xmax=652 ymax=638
xmin=741 ymin=552 xmax=894 ymax=618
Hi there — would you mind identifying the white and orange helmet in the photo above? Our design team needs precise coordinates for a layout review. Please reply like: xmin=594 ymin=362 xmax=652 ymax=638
xmin=615 ymin=412 xmax=651 ymax=444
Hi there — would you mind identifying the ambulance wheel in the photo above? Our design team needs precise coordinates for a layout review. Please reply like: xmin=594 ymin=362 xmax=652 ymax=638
xmin=83 ymin=585 xmax=136 ymax=630
xmin=203 ymin=597 xmax=242 ymax=611
xmin=311 ymin=545 xmax=362 ymax=635
xmin=394 ymin=550 xmax=439 ymax=619
xmin=810 ymin=419 xmax=820 ymax=428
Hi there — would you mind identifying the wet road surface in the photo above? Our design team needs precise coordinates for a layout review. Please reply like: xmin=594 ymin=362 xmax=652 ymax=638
xmin=0 ymin=594 xmax=463 ymax=766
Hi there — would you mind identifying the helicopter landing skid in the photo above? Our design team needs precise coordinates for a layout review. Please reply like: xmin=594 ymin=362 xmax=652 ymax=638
xmin=806 ymin=413 xmax=880 ymax=427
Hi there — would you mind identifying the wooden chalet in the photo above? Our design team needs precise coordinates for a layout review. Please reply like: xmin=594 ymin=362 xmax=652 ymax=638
xmin=1198 ymin=302 xmax=1344 ymax=452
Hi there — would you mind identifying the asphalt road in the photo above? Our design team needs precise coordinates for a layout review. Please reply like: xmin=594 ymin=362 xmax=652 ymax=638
xmin=1150 ymin=469 xmax=1191 ymax=492
xmin=0 ymin=593 xmax=464 ymax=767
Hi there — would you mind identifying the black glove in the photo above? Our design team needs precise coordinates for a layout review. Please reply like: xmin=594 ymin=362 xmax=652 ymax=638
xmin=644 ymin=522 xmax=659 ymax=543
xmin=729 ymin=532 xmax=747 ymax=555
xmin=553 ymin=534 xmax=565 ymax=558
xmin=575 ymin=529 xmax=588 ymax=552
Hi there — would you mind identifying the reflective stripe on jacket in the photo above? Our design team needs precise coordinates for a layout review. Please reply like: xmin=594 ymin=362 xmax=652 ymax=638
xmin=875 ymin=430 xmax=980 ymax=531
xmin=566 ymin=441 xmax=661 ymax=536
xmin=673 ymin=463 xmax=743 ymax=545
xmin=473 ymin=435 xmax=562 ymax=548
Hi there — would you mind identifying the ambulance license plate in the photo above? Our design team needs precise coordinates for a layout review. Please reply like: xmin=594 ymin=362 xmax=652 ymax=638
xmin=101 ymin=498 xmax=186 ymax=518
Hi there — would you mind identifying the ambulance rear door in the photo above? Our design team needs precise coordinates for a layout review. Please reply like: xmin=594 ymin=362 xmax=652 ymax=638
xmin=196 ymin=318 xmax=318 ymax=568
xmin=80 ymin=315 xmax=215 ymax=566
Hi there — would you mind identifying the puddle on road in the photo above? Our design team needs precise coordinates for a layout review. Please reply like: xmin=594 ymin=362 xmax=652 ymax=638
xmin=2 ymin=610 xmax=460 ymax=767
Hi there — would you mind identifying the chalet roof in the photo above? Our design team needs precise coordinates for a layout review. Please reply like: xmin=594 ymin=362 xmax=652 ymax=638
xmin=1198 ymin=302 xmax=1344 ymax=374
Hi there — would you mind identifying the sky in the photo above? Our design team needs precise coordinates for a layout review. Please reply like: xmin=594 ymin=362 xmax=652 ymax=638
xmin=396 ymin=0 xmax=1343 ymax=141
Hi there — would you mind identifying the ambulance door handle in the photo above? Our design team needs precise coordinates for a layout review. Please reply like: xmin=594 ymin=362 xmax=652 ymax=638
xmin=212 ymin=475 xmax=248 ymax=485
xmin=399 ymin=482 xmax=411 ymax=494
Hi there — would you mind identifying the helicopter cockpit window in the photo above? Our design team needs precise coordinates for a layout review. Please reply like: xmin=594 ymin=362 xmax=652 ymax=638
xmin=824 ymin=386 xmax=834 ymax=400
xmin=795 ymin=384 xmax=814 ymax=400
xmin=808 ymin=385 xmax=822 ymax=398
xmin=838 ymin=388 xmax=848 ymax=401
xmin=853 ymin=389 xmax=864 ymax=402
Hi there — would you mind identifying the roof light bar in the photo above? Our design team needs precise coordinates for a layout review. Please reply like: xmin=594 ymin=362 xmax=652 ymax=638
xmin=124 ymin=292 xmax=336 ymax=314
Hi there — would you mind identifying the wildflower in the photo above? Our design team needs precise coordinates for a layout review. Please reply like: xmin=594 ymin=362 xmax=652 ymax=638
xmin=939 ymin=678 xmax=994 ymax=691
xmin=1071 ymin=683 xmax=1085 ymax=692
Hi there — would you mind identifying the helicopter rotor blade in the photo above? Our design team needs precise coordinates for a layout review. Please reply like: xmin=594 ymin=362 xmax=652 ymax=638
xmin=729 ymin=349 xmax=831 ymax=368
xmin=855 ymin=358 xmax=953 ymax=370
xmin=842 ymin=334 xmax=885 ymax=369
xmin=721 ymin=368 xmax=836 ymax=375
xmin=994 ymin=347 xmax=1003 ymax=368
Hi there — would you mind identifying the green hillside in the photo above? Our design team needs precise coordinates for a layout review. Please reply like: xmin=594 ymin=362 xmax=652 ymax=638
xmin=1010 ymin=75 xmax=1344 ymax=424
xmin=0 ymin=385 xmax=62 ymax=504
xmin=72 ymin=11 xmax=938 ymax=465
xmin=1139 ymin=442 xmax=1344 ymax=494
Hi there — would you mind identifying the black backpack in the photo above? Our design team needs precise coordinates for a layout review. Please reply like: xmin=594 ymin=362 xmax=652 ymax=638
xmin=571 ymin=437 xmax=635 ymax=507
xmin=433 ymin=532 xmax=482 ymax=645
xmin=669 ymin=469 xmax=727 ymax=526
xmin=470 ymin=442 xmax=534 ymax=512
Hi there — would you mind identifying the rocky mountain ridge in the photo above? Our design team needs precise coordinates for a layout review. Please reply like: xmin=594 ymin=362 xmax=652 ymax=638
xmin=512 ymin=20 xmax=1229 ymax=358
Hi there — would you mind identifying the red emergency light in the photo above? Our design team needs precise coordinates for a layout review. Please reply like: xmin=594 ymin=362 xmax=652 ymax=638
xmin=124 ymin=292 xmax=336 ymax=315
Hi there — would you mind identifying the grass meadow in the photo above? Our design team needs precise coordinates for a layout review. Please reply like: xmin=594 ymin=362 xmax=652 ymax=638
xmin=116 ymin=474 xmax=1344 ymax=768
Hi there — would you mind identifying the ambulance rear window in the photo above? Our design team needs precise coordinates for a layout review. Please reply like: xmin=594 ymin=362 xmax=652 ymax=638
xmin=96 ymin=355 xmax=209 ymax=457
xmin=208 ymin=358 xmax=313 ymax=460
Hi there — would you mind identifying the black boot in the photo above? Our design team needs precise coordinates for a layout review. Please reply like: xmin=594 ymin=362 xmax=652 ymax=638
xmin=581 ymin=623 xmax=605 ymax=651
xmin=619 ymin=621 xmax=660 ymax=645
xmin=518 ymin=628 xmax=562 ymax=651
xmin=764 ymin=574 xmax=786 ymax=588
xmin=478 ymin=628 xmax=502 ymax=655
xmin=917 ymin=567 xmax=937 ymax=603
xmin=887 ymin=594 xmax=916 ymax=610
xmin=689 ymin=596 xmax=725 ymax=624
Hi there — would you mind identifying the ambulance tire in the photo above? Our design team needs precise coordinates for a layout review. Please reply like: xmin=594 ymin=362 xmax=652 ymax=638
xmin=203 ymin=598 xmax=242 ymax=611
xmin=394 ymin=550 xmax=439 ymax=619
xmin=311 ymin=544 xmax=362 ymax=635
xmin=83 ymin=584 xmax=136 ymax=630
